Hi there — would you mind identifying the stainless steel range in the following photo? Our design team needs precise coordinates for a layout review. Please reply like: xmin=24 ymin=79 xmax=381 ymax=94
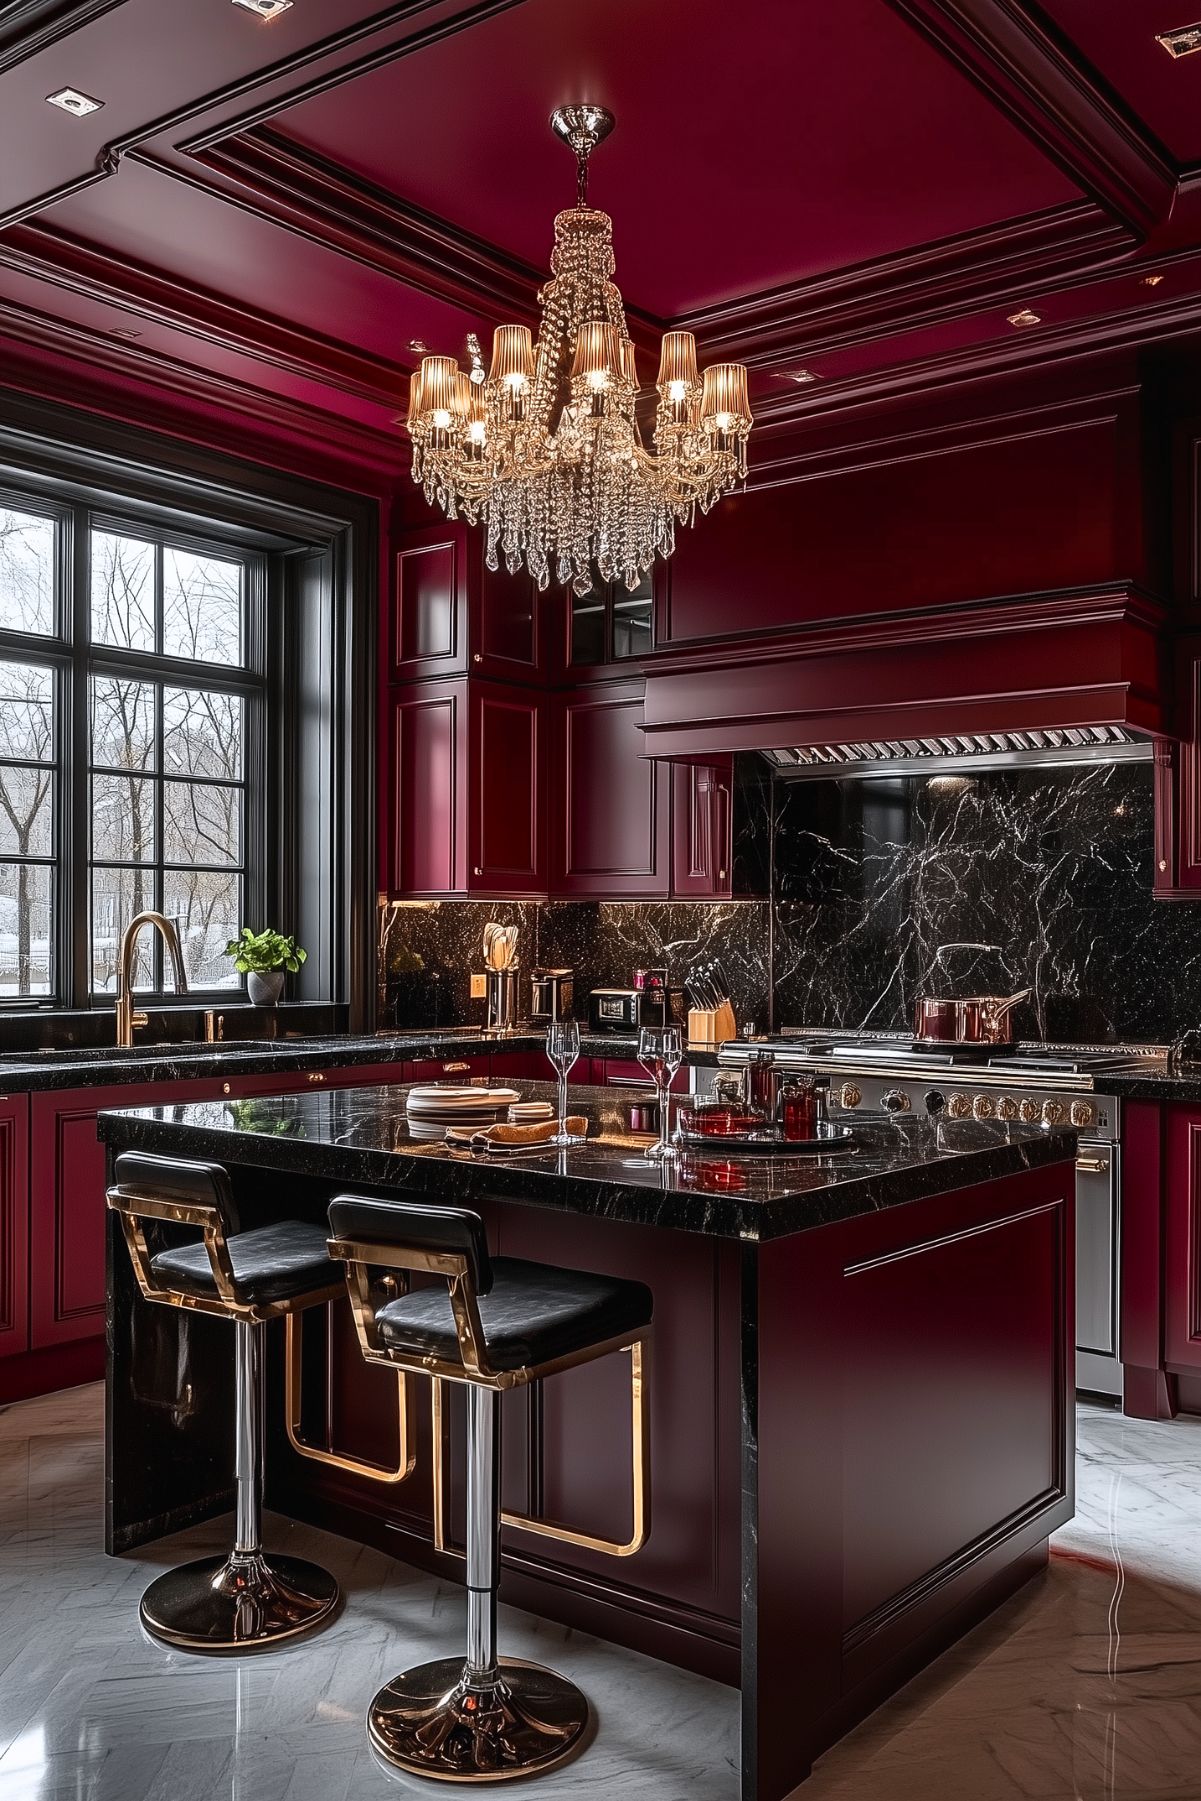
xmin=718 ymin=1031 xmax=1158 ymax=1399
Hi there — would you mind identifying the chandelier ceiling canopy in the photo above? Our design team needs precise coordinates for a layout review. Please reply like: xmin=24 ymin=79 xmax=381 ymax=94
xmin=406 ymin=105 xmax=753 ymax=596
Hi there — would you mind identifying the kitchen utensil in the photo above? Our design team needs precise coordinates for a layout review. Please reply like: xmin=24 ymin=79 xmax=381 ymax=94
xmin=912 ymin=988 xmax=1032 ymax=1045
xmin=485 ymin=968 xmax=520 ymax=1034
xmin=529 ymin=968 xmax=573 ymax=1024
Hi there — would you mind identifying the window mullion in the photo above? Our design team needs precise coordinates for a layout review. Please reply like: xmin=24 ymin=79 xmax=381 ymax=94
xmin=67 ymin=503 xmax=89 ymax=1009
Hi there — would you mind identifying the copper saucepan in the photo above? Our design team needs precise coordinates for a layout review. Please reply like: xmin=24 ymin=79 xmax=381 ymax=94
xmin=913 ymin=988 xmax=1032 ymax=1046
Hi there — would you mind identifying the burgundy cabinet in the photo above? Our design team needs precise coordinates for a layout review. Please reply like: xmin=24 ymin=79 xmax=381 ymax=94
xmin=29 ymin=1078 xmax=224 ymax=1352
xmin=1164 ymin=1105 xmax=1201 ymax=1374
xmin=0 ymin=1095 xmax=29 ymax=1362
xmin=671 ymin=760 xmax=733 ymax=898
xmin=1155 ymin=638 xmax=1201 ymax=898
xmin=386 ymin=679 xmax=546 ymax=897
xmin=390 ymin=522 xmax=546 ymax=686
xmin=553 ymin=683 xmax=669 ymax=898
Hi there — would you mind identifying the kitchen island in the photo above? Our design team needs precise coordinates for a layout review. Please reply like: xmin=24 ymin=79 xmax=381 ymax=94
xmin=100 ymin=1083 xmax=1076 ymax=1800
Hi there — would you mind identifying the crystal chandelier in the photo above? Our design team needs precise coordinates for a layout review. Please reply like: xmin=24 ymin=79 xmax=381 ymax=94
xmin=406 ymin=105 xmax=753 ymax=596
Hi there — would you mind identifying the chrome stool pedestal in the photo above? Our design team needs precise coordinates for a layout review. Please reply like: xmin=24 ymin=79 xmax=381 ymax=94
xmin=108 ymin=1150 xmax=342 ymax=1655
xmin=328 ymin=1194 xmax=653 ymax=1784
xmin=139 ymin=1318 xmax=339 ymax=1652
xmin=367 ymin=1387 xmax=588 ymax=1781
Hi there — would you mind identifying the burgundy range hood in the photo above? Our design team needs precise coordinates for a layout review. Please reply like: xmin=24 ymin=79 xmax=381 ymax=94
xmin=638 ymin=582 xmax=1169 ymax=762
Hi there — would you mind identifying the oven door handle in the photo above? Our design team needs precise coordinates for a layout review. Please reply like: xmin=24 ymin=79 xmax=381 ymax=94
xmin=1076 ymin=1153 xmax=1111 ymax=1175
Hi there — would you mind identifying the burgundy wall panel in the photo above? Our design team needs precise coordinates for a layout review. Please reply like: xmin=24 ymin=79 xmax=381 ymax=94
xmin=664 ymin=398 xmax=1140 ymax=649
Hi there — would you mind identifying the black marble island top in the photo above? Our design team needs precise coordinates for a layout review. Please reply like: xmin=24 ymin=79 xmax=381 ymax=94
xmin=98 ymin=1080 xmax=1077 ymax=1244
xmin=0 ymin=1028 xmax=712 ymax=1093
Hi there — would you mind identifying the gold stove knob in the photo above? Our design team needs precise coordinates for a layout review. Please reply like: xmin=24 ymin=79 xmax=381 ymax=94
xmin=838 ymin=1083 xmax=862 ymax=1109
xmin=947 ymin=1094 xmax=972 ymax=1119
xmin=1019 ymin=1098 xmax=1040 ymax=1124
xmin=1042 ymin=1099 xmax=1065 ymax=1126
xmin=1070 ymin=1100 xmax=1095 ymax=1128
xmin=997 ymin=1096 xmax=1019 ymax=1121
xmin=972 ymin=1094 xmax=995 ymax=1120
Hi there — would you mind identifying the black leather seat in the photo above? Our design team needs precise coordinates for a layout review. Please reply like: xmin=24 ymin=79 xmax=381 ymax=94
xmin=151 ymin=1219 xmax=336 ymax=1307
xmin=375 ymin=1257 xmax=652 ymax=1373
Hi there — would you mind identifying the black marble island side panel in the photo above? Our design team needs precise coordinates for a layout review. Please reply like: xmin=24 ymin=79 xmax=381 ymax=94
xmin=97 ymin=1081 xmax=1077 ymax=1244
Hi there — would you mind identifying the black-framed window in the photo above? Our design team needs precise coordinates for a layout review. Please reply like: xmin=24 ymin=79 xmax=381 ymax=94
xmin=0 ymin=489 xmax=266 ymax=1006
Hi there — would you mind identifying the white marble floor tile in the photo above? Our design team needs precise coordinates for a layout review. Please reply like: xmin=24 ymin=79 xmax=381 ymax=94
xmin=9 ymin=1388 xmax=1201 ymax=1798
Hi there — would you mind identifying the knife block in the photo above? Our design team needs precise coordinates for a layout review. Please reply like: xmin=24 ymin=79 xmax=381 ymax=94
xmin=688 ymin=1000 xmax=737 ymax=1050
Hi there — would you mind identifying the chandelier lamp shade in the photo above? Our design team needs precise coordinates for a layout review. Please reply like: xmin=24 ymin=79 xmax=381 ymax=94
xmin=405 ymin=105 xmax=753 ymax=595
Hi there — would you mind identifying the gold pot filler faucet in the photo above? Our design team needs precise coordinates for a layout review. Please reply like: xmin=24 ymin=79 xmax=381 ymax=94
xmin=115 ymin=911 xmax=189 ymax=1049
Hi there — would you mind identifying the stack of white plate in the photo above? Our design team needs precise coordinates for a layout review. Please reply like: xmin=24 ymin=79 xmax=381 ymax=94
xmin=405 ymin=1085 xmax=520 ymax=1122
xmin=508 ymin=1100 xmax=554 ymax=1123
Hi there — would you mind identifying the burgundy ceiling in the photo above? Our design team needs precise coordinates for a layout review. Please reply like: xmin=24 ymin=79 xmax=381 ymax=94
xmin=0 ymin=0 xmax=1198 ymax=461
xmin=279 ymin=0 xmax=1078 ymax=318
xmin=1035 ymin=1 xmax=1201 ymax=165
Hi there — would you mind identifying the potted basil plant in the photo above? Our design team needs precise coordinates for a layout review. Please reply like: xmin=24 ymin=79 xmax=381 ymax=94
xmin=224 ymin=927 xmax=307 ymax=1007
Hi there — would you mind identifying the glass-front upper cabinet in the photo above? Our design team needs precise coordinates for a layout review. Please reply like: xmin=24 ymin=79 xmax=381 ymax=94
xmin=568 ymin=567 xmax=654 ymax=669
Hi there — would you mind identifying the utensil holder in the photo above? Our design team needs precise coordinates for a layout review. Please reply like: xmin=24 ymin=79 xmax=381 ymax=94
xmin=687 ymin=1000 xmax=737 ymax=1050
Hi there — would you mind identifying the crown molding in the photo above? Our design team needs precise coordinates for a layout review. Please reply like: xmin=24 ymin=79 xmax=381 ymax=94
xmin=0 ymin=0 xmax=122 ymax=73
xmin=176 ymin=128 xmax=547 ymax=329
xmin=681 ymin=200 xmax=1131 ymax=368
xmin=0 ymin=295 xmax=409 ymax=479
xmin=882 ymin=0 xmax=1177 ymax=236
xmin=0 ymin=219 xmax=410 ymax=407
xmin=749 ymin=283 xmax=1201 ymax=436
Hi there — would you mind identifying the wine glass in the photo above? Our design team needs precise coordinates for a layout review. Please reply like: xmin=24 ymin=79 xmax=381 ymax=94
xmin=545 ymin=1019 xmax=582 ymax=1146
xmin=638 ymin=1025 xmax=683 ymax=1161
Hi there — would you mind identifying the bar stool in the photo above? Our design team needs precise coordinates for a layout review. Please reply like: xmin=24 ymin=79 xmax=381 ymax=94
xmin=327 ymin=1194 xmax=654 ymax=1784
xmin=107 ymin=1149 xmax=343 ymax=1652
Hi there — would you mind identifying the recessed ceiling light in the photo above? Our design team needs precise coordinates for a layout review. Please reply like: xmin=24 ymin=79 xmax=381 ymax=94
xmin=110 ymin=326 xmax=142 ymax=339
xmin=788 ymin=369 xmax=818 ymax=384
xmin=1156 ymin=24 xmax=1201 ymax=58
xmin=1141 ymin=273 xmax=1166 ymax=287
xmin=1007 ymin=308 xmax=1041 ymax=328
xmin=407 ymin=338 xmax=428 ymax=353
xmin=232 ymin=0 xmax=293 ymax=16
xmin=46 ymin=87 xmax=103 ymax=116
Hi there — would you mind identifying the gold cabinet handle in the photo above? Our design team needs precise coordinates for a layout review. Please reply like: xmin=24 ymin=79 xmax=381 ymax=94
xmin=1076 ymin=1154 xmax=1110 ymax=1174
xmin=222 ymin=1082 xmax=231 ymax=1095
xmin=442 ymin=1060 xmax=470 ymax=1073
xmin=307 ymin=1071 xmax=326 ymax=1084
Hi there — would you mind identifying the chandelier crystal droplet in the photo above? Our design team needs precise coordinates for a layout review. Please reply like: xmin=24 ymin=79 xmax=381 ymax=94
xmin=405 ymin=106 xmax=753 ymax=597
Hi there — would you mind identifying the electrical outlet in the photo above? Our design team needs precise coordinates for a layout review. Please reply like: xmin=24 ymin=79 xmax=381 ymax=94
xmin=470 ymin=973 xmax=487 ymax=999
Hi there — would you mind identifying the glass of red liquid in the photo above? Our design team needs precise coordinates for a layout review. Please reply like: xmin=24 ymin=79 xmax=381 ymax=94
xmin=779 ymin=1078 xmax=818 ymax=1141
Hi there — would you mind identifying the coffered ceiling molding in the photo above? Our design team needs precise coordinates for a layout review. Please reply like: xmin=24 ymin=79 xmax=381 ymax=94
xmin=0 ymin=218 xmax=411 ymax=405
xmin=0 ymin=0 xmax=122 ymax=74
xmin=881 ymin=0 xmax=1177 ymax=234
xmin=0 ymin=301 xmax=409 ymax=479
xmin=683 ymin=200 xmax=1129 ymax=369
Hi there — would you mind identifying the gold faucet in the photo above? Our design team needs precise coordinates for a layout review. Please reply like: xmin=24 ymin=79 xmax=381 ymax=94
xmin=115 ymin=911 xmax=189 ymax=1049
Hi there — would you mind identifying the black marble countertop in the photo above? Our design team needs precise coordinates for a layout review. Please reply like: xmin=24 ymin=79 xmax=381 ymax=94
xmin=0 ymin=1028 xmax=717 ymax=1093
xmin=97 ymin=1079 xmax=1077 ymax=1243
xmin=1091 ymin=1066 xmax=1201 ymax=1102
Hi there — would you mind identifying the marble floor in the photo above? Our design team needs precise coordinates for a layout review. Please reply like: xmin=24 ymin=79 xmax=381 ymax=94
xmin=1 ymin=1393 xmax=1201 ymax=1801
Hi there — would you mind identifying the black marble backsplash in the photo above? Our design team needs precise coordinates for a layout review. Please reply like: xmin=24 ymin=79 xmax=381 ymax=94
xmin=773 ymin=759 xmax=1187 ymax=1045
xmin=379 ymin=897 xmax=771 ymax=1034
xmin=378 ymin=757 xmax=1194 ymax=1047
